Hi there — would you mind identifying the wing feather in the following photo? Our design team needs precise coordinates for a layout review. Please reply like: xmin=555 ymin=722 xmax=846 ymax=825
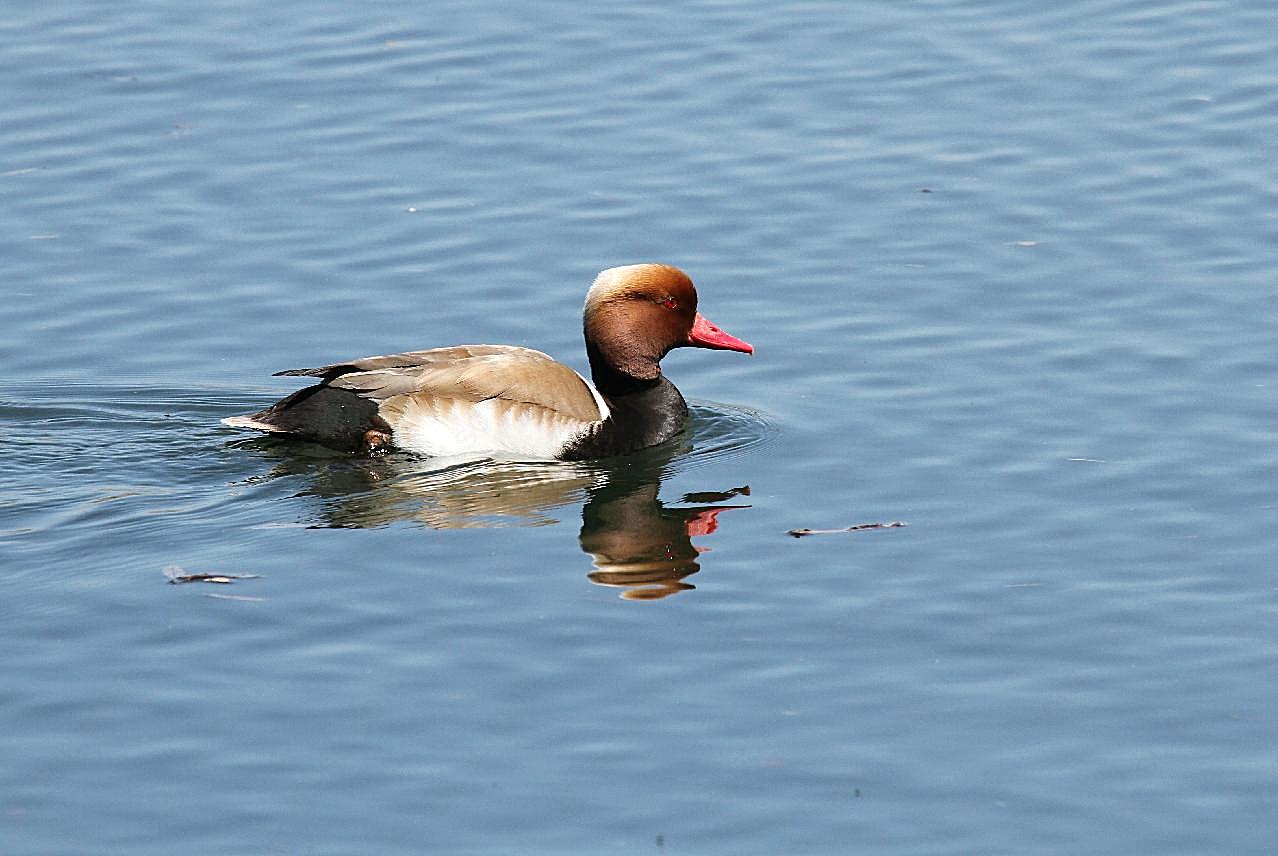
xmin=279 ymin=345 xmax=605 ymax=424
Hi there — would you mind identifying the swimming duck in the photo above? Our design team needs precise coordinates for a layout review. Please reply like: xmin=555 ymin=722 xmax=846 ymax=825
xmin=222 ymin=263 xmax=753 ymax=459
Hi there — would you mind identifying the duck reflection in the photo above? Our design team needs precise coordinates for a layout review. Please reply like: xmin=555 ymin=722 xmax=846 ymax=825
xmin=229 ymin=435 xmax=750 ymax=598
xmin=581 ymin=478 xmax=749 ymax=600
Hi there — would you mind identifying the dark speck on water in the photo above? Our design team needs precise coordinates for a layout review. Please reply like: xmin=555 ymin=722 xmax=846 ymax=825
xmin=164 ymin=565 xmax=262 ymax=585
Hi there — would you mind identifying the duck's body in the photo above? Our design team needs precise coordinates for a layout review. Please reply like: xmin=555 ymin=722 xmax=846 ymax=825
xmin=222 ymin=264 xmax=752 ymax=460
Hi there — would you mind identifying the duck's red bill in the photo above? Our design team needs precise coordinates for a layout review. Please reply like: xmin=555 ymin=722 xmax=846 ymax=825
xmin=688 ymin=313 xmax=754 ymax=354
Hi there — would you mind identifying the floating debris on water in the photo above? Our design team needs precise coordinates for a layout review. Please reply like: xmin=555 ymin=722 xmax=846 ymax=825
xmin=787 ymin=521 xmax=907 ymax=538
xmin=164 ymin=564 xmax=262 ymax=585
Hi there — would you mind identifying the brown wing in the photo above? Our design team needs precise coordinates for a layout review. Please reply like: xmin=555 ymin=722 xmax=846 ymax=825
xmin=278 ymin=345 xmax=606 ymax=424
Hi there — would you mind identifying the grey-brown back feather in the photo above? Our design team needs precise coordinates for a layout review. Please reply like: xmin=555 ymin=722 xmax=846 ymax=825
xmin=276 ymin=345 xmax=604 ymax=423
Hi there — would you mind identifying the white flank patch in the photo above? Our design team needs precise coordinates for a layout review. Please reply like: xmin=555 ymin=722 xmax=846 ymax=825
xmin=579 ymin=370 xmax=611 ymax=422
xmin=389 ymin=397 xmax=596 ymax=460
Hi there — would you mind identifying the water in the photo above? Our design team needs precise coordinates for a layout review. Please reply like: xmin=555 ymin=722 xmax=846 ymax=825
xmin=4 ymin=1 xmax=1278 ymax=853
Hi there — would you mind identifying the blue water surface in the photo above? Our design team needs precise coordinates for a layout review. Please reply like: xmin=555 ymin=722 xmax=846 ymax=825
xmin=3 ymin=1 xmax=1278 ymax=853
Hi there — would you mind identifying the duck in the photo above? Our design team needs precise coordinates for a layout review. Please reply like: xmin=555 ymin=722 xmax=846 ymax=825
xmin=222 ymin=263 xmax=753 ymax=459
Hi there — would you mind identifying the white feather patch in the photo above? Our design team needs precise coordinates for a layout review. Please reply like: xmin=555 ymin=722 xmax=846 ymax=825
xmin=386 ymin=395 xmax=600 ymax=460
xmin=579 ymin=370 xmax=611 ymax=422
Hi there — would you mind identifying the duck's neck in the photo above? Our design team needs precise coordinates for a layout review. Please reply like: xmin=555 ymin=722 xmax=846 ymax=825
xmin=568 ymin=344 xmax=689 ymax=457
xmin=587 ymin=343 xmax=650 ymax=395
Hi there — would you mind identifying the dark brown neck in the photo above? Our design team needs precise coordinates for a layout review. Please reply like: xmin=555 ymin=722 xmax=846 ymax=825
xmin=586 ymin=340 xmax=660 ymax=397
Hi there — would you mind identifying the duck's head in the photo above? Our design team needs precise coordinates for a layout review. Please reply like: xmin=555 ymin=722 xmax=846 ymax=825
xmin=583 ymin=263 xmax=753 ymax=382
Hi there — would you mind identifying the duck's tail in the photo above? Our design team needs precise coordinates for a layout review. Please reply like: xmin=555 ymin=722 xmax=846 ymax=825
xmin=221 ymin=384 xmax=387 ymax=451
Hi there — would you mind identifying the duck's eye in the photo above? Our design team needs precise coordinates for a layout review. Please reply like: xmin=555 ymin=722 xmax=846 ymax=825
xmin=661 ymin=295 xmax=679 ymax=310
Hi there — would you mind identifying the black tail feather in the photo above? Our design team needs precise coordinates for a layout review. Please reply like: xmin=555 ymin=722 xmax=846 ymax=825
xmin=240 ymin=384 xmax=386 ymax=450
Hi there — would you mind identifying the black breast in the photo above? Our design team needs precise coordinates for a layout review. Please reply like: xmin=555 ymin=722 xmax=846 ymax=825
xmin=561 ymin=377 xmax=689 ymax=459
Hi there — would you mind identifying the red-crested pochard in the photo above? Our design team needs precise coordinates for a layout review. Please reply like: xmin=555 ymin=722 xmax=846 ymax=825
xmin=222 ymin=263 xmax=753 ymax=459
